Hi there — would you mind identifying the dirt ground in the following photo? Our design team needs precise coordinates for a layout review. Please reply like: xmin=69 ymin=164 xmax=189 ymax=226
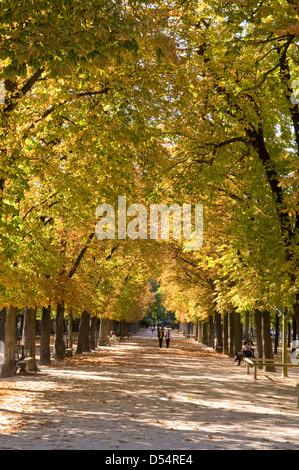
xmin=0 ymin=328 xmax=299 ymax=450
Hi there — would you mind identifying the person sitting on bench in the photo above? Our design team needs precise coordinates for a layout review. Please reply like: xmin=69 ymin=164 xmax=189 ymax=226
xmin=108 ymin=331 xmax=116 ymax=346
xmin=234 ymin=342 xmax=252 ymax=366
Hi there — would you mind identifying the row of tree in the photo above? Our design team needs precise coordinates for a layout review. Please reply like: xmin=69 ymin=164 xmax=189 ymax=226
xmin=152 ymin=0 xmax=299 ymax=372
xmin=180 ymin=308 xmax=295 ymax=372
xmin=0 ymin=0 xmax=171 ymax=376
xmin=0 ymin=0 xmax=299 ymax=376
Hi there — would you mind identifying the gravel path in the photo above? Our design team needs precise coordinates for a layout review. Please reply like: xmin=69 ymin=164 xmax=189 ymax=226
xmin=0 ymin=328 xmax=299 ymax=450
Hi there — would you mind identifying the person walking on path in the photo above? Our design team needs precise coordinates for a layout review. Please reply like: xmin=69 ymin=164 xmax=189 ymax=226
xmin=157 ymin=327 xmax=164 ymax=348
xmin=165 ymin=329 xmax=171 ymax=348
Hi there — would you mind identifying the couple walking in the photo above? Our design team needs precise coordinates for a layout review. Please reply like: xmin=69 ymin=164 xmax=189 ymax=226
xmin=157 ymin=327 xmax=171 ymax=348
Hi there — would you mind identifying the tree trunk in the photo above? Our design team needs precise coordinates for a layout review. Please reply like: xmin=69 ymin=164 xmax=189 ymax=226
xmin=99 ymin=317 xmax=113 ymax=345
xmin=291 ymin=317 xmax=297 ymax=354
xmin=233 ymin=311 xmax=242 ymax=355
xmin=208 ymin=315 xmax=214 ymax=347
xmin=262 ymin=310 xmax=275 ymax=372
xmin=287 ymin=322 xmax=291 ymax=347
xmin=274 ymin=313 xmax=279 ymax=355
xmin=68 ymin=308 xmax=73 ymax=348
xmin=202 ymin=321 xmax=208 ymax=345
xmin=89 ymin=315 xmax=97 ymax=350
xmin=99 ymin=318 xmax=106 ymax=345
xmin=40 ymin=305 xmax=51 ymax=365
xmin=292 ymin=316 xmax=296 ymax=342
xmin=55 ymin=302 xmax=65 ymax=360
xmin=254 ymin=309 xmax=263 ymax=361
xmin=282 ymin=310 xmax=288 ymax=378
xmin=214 ymin=311 xmax=223 ymax=353
xmin=294 ymin=294 xmax=299 ymax=340
xmin=119 ymin=321 xmax=125 ymax=338
xmin=0 ymin=308 xmax=6 ymax=341
xmin=130 ymin=322 xmax=136 ymax=335
xmin=194 ymin=322 xmax=199 ymax=342
xmin=223 ymin=313 xmax=229 ymax=355
xmin=198 ymin=322 xmax=203 ymax=343
xmin=1 ymin=306 xmax=16 ymax=378
xmin=22 ymin=307 xmax=36 ymax=369
xmin=229 ymin=311 xmax=235 ymax=357
xmin=76 ymin=310 xmax=90 ymax=354
xmin=244 ymin=311 xmax=250 ymax=342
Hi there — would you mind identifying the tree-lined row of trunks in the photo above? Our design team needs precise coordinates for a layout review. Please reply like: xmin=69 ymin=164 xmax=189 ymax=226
xmin=180 ymin=309 xmax=298 ymax=372
xmin=0 ymin=306 xmax=140 ymax=377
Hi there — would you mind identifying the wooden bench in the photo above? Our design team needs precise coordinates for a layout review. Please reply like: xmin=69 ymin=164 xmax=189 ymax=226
xmin=16 ymin=357 xmax=37 ymax=374
xmin=245 ymin=357 xmax=299 ymax=379
xmin=65 ymin=348 xmax=73 ymax=357
xmin=245 ymin=357 xmax=299 ymax=407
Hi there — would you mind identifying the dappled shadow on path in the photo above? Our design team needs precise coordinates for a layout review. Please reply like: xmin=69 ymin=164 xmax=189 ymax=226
xmin=0 ymin=329 xmax=299 ymax=450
